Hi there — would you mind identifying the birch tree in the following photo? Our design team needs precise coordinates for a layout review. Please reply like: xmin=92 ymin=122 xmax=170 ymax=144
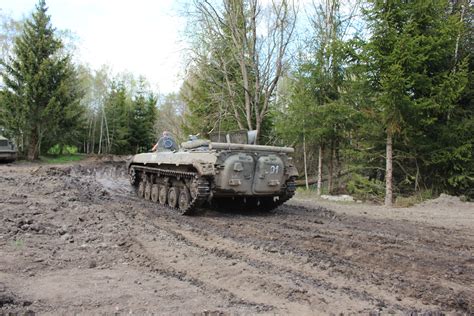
xmin=183 ymin=0 xmax=296 ymax=142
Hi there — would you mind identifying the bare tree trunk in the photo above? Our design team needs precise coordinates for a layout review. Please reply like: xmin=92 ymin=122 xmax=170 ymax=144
xmin=103 ymin=108 xmax=110 ymax=153
xmin=453 ymin=1 xmax=466 ymax=64
xmin=193 ymin=0 xmax=295 ymax=141
xmin=91 ymin=114 xmax=96 ymax=154
xmin=317 ymin=144 xmax=323 ymax=196
xmin=221 ymin=60 xmax=245 ymax=130
xmin=415 ymin=158 xmax=420 ymax=191
xmin=22 ymin=133 xmax=25 ymax=157
xmin=335 ymin=144 xmax=341 ymax=187
xmin=227 ymin=0 xmax=253 ymax=131
xmin=303 ymin=133 xmax=309 ymax=190
xmin=255 ymin=121 xmax=261 ymax=145
xmin=27 ymin=127 xmax=39 ymax=160
xmin=15 ymin=134 xmax=22 ymax=158
xmin=385 ymin=132 xmax=393 ymax=207
xmin=328 ymin=141 xmax=334 ymax=194
xmin=87 ymin=115 xmax=92 ymax=154
xmin=98 ymin=110 xmax=103 ymax=155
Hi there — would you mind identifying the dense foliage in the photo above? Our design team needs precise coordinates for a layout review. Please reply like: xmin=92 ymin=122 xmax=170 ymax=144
xmin=275 ymin=0 xmax=470 ymax=203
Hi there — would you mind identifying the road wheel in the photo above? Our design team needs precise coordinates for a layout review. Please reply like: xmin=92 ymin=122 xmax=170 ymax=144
xmin=189 ymin=179 xmax=198 ymax=199
xmin=144 ymin=181 xmax=152 ymax=200
xmin=151 ymin=184 xmax=159 ymax=203
xmin=168 ymin=187 xmax=178 ymax=208
xmin=178 ymin=187 xmax=191 ymax=213
xmin=158 ymin=185 xmax=167 ymax=205
xmin=137 ymin=180 xmax=145 ymax=198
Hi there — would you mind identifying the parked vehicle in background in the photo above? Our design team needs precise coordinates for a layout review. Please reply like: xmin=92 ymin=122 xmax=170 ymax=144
xmin=0 ymin=135 xmax=17 ymax=162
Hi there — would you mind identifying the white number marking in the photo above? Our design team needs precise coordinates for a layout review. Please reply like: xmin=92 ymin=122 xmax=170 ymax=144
xmin=270 ymin=165 xmax=279 ymax=174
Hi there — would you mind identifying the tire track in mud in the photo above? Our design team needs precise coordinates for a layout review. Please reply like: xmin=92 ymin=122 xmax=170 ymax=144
xmin=88 ymin=163 xmax=473 ymax=313
xmin=182 ymin=207 xmax=473 ymax=312
xmin=134 ymin=213 xmax=411 ymax=313
xmin=126 ymin=235 xmax=276 ymax=313
xmin=114 ymin=199 xmax=471 ymax=313
xmin=116 ymin=209 xmax=370 ymax=314
xmin=2 ymin=162 xmax=470 ymax=314
xmin=114 ymin=216 xmax=280 ymax=313
xmin=119 ymin=202 xmax=456 ymax=312
xmin=111 ymin=200 xmax=423 ymax=313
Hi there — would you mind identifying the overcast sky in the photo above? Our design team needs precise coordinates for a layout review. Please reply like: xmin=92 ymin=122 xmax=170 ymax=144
xmin=0 ymin=0 xmax=188 ymax=94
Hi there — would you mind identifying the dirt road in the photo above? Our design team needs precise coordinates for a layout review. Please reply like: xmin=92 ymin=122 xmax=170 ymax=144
xmin=0 ymin=159 xmax=472 ymax=314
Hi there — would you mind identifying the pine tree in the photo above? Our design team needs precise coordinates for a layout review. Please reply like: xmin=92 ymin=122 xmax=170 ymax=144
xmin=104 ymin=82 xmax=131 ymax=154
xmin=41 ymin=57 xmax=86 ymax=154
xmin=364 ymin=0 xmax=468 ymax=205
xmin=420 ymin=0 xmax=473 ymax=196
xmin=1 ymin=0 xmax=82 ymax=159
xmin=130 ymin=91 xmax=157 ymax=153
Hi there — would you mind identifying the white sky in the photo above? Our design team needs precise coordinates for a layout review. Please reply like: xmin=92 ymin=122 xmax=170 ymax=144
xmin=0 ymin=0 xmax=188 ymax=94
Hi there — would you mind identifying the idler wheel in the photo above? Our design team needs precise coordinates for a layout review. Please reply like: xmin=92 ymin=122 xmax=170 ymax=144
xmin=158 ymin=185 xmax=167 ymax=205
xmin=151 ymin=184 xmax=159 ymax=202
xmin=178 ymin=187 xmax=191 ymax=213
xmin=144 ymin=181 xmax=152 ymax=200
xmin=137 ymin=181 xmax=145 ymax=198
xmin=129 ymin=168 xmax=139 ymax=187
xmin=168 ymin=187 xmax=178 ymax=208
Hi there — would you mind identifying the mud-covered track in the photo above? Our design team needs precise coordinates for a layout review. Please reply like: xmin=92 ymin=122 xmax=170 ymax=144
xmin=120 ymin=200 xmax=473 ymax=313
xmin=0 ymin=160 xmax=472 ymax=314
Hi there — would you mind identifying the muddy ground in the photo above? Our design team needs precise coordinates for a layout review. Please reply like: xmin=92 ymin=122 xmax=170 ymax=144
xmin=0 ymin=158 xmax=472 ymax=315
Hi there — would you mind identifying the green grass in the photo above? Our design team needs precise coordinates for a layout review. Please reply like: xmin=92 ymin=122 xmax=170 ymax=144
xmin=295 ymin=186 xmax=329 ymax=198
xmin=40 ymin=153 xmax=86 ymax=164
xmin=394 ymin=189 xmax=434 ymax=207
xmin=12 ymin=239 xmax=24 ymax=249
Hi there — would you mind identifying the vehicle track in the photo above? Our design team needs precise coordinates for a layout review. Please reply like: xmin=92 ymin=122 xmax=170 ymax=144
xmin=76 ymin=162 xmax=474 ymax=313
xmin=1 ymin=161 xmax=472 ymax=314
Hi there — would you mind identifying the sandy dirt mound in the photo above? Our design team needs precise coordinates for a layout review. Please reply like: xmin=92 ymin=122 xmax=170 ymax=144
xmin=0 ymin=159 xmax=472 ymax=314
xmin=418 ymin=193 xmax=465 ymax=207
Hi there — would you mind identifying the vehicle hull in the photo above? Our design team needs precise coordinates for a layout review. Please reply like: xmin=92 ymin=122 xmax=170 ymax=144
xmin=127 ymin=141 xmax=298 ymax=214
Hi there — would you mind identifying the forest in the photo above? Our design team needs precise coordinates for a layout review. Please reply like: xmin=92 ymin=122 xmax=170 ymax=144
xmin=0 ymin=0 xmax=472 ymax=205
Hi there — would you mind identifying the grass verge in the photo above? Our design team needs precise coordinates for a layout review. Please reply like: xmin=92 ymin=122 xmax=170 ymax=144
xmin=40 ymin=154 xmax=87 ymax=164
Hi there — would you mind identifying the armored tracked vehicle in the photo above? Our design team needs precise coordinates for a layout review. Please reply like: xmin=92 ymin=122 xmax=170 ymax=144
xmin=0 ymin=135 xmax=17 ymax=163
xmin=126 ymin=131 xmax=298 ymax=215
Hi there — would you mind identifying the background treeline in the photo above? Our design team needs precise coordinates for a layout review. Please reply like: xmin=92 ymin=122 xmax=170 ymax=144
xmin=179 ymin=0 xmax=473 ymax=203
xmin=0 ymin=0 xmax=472 ymax=204
xmin=79 ymin=69 xmax=158 ymax=156
xmin=0 ymin=1 xmax=163 ymax=159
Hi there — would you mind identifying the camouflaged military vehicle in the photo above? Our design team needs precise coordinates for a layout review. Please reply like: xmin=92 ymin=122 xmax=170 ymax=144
xmin=126 ymin=131 xmax=298 ymax=215
xmin=0 ymin=135 xmax=17 ymax=163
